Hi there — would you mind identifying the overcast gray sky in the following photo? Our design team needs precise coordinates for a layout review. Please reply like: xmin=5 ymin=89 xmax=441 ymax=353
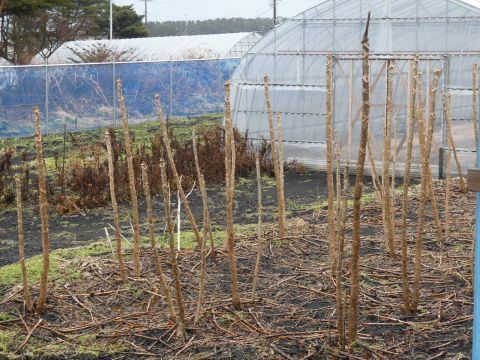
xmin=113 ymin=0 xmax=480 ymax=22
xmin=113 ymin=0 xmax=323 ymax=21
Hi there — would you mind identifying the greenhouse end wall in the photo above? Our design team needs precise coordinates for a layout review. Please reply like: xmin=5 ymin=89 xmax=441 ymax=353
xmin=0 ymin=58 xmax=240 ymax=138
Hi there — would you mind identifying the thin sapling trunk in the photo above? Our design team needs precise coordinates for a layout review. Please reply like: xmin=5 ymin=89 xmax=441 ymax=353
xmin=252 ymin=153 xmax=263 ymax=300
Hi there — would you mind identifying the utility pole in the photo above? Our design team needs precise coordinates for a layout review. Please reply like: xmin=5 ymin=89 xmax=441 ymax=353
xmin=110 ymin=0 xmax=113 ymax=39
xmin=273 ymin=0 xmax=277 ymax=26
xmin=141 ymin=0 xmax=152 ymax=25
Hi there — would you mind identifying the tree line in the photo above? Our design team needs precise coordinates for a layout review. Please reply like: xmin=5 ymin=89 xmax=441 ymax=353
xmin=146 ymin=18 xmax=276 ymax=37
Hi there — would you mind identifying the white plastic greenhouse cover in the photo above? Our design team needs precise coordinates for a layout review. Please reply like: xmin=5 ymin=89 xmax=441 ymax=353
xmin=31 ymin=32 xmax=261 ymax=64
xmin=231 ymin=0 xmax=480 ymax=176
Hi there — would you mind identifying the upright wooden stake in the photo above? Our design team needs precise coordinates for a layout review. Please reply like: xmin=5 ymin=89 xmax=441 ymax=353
xmin=33 ymin=106 xmax=50 ymax=315
xmin=117 ymin=80 xmax=141 ymax=277
xmin=105 ymin=131 xmax=127 ymax=283
xmin=412 ymin=70 xmax=429 ymax=311
xmin=348 ymin=12 xmax=371 ymax=343
xmin=224 ymin=81 xmax=241 ymax=309
xmin=264 ymin=75 xmax=286 ymax=238
xmin=15 ymin=174 xmax=32 ymax=312
xmin=326 ymin=53 xmax=337 ymax=270
xmin=400 ymin=58 xmax=418 ymax=313
xmin=383 ymin=60 xmax=395 ymax=257
xmin=160 ymin=160 xmax=186 ymax=339
xmin=141 ymin=163 xmax=177 ymax=321
xmin=252 ymin=153 xmax=263 ymax=300
xmin=156 ymin=95 xmax=202 ymax=247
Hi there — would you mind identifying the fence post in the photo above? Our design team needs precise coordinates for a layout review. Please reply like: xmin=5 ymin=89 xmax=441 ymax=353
xmin=170 ymin=56 xmax=173 ymax=120
xmin=113 ymin=61 xmax=116 ymax=127
xmin=471 ymin=90 xmax=480 ymax=359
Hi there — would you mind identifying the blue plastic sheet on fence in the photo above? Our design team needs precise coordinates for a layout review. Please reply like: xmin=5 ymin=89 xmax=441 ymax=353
xmin=0 ymin=58 xmax=240 ymax=138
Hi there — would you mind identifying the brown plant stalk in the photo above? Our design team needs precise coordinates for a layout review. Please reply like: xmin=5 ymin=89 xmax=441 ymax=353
xmin=411 ymin=70 xmax=429 ymax=311
xmin=141 ymin=163 xmax=177 ymax=320
xmin=445 ymin=120 xmax=452 ymax=240
xmin=251 ymin=153 xmax=263 ymax=300
xmin=224 ymin=81 xmax=241 ymax=309
xmin=326 ymin=53 xmax=337 ymax=270
xmin=473 ymin=64 xmax=479 ymax=165
xmin=194 ymin=174 xmax=208 ymax=323
xmin=264 ymin=75 xmax=286 ymax=238
xmin=117 ymin=80 xmax=141 ymax=277
xmin=276 ymin=112 xmax=286 ymax=235
xmin=383 ymin=60 xmax=395 ymax=257
xmin=400 ymin=57 xmax=418 ymax=313
xmin=105 ymin=131 xmax=127 ymax=283
xmin=192 ymin=126 xmax=215 ymax=257
xmin=156 ymin=95 xmax=202 ymax=247
xmin=160 ymin=160 xmax=186 ymax=339
xmin=15 ymin=174 xmax=32 ymax=312
xmin=348 ymin=11 xmax=371 ymax=343
xmin=33 ymin=106 xmax=50 ymax=315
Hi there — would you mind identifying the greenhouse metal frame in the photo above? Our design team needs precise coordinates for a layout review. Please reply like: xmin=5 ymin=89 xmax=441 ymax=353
xmin=231 ymin=0 xmax=480 ymax=176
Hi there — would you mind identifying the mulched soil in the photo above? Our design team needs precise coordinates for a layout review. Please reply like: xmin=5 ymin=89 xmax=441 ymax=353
xmin=0 ymin=179 xmax=474 ymax=359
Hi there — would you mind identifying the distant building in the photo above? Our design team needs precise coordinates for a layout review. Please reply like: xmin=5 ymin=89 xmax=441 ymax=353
xmin=31 ymin=33 xmax=261 ymax=64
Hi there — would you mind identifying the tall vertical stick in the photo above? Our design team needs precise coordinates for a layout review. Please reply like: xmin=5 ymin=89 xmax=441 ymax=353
xmin=444 ymin=94 xmax=466 ymax=192
xmin=194 ymin=174 xmax=208 ymax=323
xmin=33 ymin=106 xmax=50 ymax=315
xmin=156 ymin=95 xmax=202 ymax=247
xmin=276 ymin=113 xmax=286 ymax=236
xmin=192 ymin=126 xmax=215 ymax=257
xmin=348 ymin=12 xmax=371 ymax=343
xmin=445 ymin=123 xmax=452 ymax=240
xmin=117 ymin=80 xmax=141 ymax=277
xmin=224 ymin=81 xmax=241 ymax=309
xmin=326 ymin=53 xmax=337 ymax=270
xmin=383 ymin=60 xmax=395 ymax=257
xmin=105 ymin=131 xmax=127 ymax=283
xmin=264 ymin=75 xmax=286 ymax=238
xmin=15 ymin=174 xmax=32 ymax=312
xmin=160 ymin=160 xmax=186 ymax=339
xmin=400 ymin=57 xmax=418 ymax=313
xmin=252 ymin=153 xmax=263 ymax=300
xmin=411 ymin=70 xmax=428 ymax=311
xmin=141 ymin=163 xmax=177 ymax=321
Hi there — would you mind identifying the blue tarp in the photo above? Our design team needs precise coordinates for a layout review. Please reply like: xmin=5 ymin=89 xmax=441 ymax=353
xmin=0 ymin=58 xmax=240 ymax=137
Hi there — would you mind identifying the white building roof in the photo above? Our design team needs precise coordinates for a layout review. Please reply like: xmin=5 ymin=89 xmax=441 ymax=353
xmin=31 ymin=32 xmax=261 ymax=64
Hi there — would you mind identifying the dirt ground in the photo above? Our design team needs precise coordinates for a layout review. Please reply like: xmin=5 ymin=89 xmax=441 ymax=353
xmin=0 ymin=171 xmax=363 ymax=268
xmin=0 ymin=177 xmax=474 ymax=359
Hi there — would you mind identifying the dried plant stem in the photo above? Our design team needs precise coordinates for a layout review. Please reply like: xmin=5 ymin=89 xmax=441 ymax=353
xmin=224 ymin=81 xmax=241 ymax=309
xmin=15 ymin=174 xmax=32 ymax=312
xmin=425 ymin=69 xmax=443 ymax=244
xmin=194 ymin=174 xmax=208 ymax=323
xmin=326 ymin=53 xmax=337 ymax=271
xmin=443 ymin=94 xmax=466 ymax=192
xmin=473 ymin=64 xmax=479 ymax=165
xmin=141 ymin=163 xmax=177 ymax=320
xmin=264 ymin=75 xmax=286 ymax=238
xmin=348 ymin=12 xmax=371 ymax=344
xmin=33 ymin=106 xmax=50 ymax=315
xmin=156 ymin=95 xmax=202 ymax=247
xmin=390 ymin=112 xmax=398 ymax=210
xmin=445 ymin=125 xmax=452 ymax=240
xmin=192 ymin=126 xmax=214 ymax=257
xmin=276 ymin=113 xmax=286 ymax=234
xmin=335 ymin=140 xmax=348 ymax=350
xmin=411 ymin=70 xmax=428 ymax=311
xmin=367 ymin=136 xmax=383 ymax=197
xmin=252 ymin=153 xmax=263 ymax=300
xmin=105 ymin=131 xmax=127 ymax=283
xmin=160 ymin=160 xmax=186 ymax=339
xmin=117 ymin=80 xmax=141 ymax=277
xmin=400 ymin=58 xmax=418 ymax=313
xmin=382 ymin=61 xmax=395 ymax=258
